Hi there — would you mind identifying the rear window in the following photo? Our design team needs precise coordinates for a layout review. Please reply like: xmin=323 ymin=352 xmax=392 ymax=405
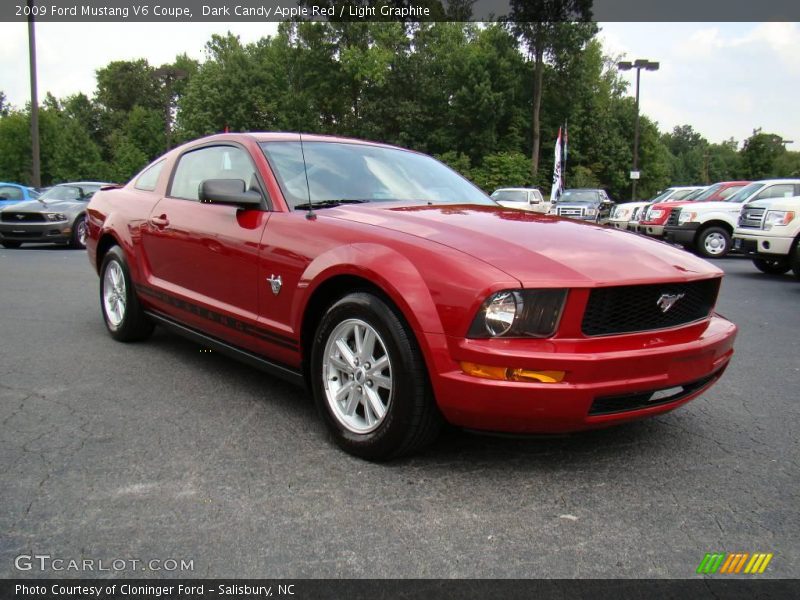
xmin=492 ymin=190 xmax=528 ymax=203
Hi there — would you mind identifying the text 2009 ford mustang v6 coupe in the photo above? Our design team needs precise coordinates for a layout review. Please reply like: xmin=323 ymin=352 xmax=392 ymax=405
xmin=86 ymin=133 xmax=737 ymax=460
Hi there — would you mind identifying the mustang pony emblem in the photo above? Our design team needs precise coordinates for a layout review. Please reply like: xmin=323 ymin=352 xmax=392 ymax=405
xmin=657 ymin=292 xmax=685 ymax=313
xmin=266 ymin=274 xmax=282 ymax=296
xmin=15 ymin=214 xmax=24 ymax=220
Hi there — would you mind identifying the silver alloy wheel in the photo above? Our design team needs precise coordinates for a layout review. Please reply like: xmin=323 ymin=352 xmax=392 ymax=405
xmin=103 ymin=260 xmax=127 ymax=327
xmin=704 ymin=231 xmax=727 ymax=255
xmin=322 ymin=318 xmax=393 ymax=434
xmin=77 ymin=218 xmax=87 ymax=246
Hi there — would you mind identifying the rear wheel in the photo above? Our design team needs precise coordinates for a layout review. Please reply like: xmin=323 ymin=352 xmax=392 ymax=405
xmin=752 ymin=258 xmax=791 ymax=275
xmin=311 ymin=292 xmax=441 ymax=461
xmin=1 ymin=241 xmax=22 ymax=249
xmin=696 ymin=226 xmax=731 ymax=258
xmin=100 ymin=246 xmax=153 ymax=342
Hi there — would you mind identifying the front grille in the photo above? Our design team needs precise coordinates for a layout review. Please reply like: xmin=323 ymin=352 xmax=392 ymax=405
xmin=581 ymin=278 xmax=720 ymax=336
xmin=738 ymin=207 xmax=765 ymax=229
xmin=665 ymin=208 xmax=680 ymax=227
xmin=631 ymin=207 xmax=643 ymax=221
xmin=1 ymin=212 xmax=45 ymax=223
xmin=589 ymin=370 xmax=724 ymax=416
xmin=558 ymin=207 xmax=585 ymax=218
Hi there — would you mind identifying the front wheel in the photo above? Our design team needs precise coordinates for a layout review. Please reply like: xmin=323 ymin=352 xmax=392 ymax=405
xmin=791 ymin=239 xmax=800 ymax=281
xmin=70 ymin=215 xmax=88 ymax=249
xmin=752 ymin=258 xmax=791 ymax=275
xmin=311 ymin=292 xmax=441 ymax=461
xmin=99 ymin=246 xmax=154 ymax=342
xmin=696 ymin=226 xmax=731 ymax=258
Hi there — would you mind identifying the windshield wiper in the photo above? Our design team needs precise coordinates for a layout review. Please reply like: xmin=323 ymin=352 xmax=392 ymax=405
xmin=301 ymin=199 xmax=371 ymax=209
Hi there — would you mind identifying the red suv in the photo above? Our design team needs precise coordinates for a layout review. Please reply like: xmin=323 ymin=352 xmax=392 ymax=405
xmin=637 ymin=182 xmax=750 ymax=238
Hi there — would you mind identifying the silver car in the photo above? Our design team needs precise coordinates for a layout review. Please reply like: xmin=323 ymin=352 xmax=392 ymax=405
xmin=0 ymin=182 xmax=113 ymax=249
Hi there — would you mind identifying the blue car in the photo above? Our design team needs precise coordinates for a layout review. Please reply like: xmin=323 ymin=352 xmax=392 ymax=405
xmin=0 ymin=182 xmax=40 ymax=210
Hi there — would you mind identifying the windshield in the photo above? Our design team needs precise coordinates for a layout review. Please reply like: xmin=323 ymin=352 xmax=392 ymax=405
xmin=649 ymin=188 xmax=676 ymax=202
xmin=725 ymin=182 xmax=763 ymax=203
xmin=692 ymin=183 xmax=723 ymax=201
xmin=260 ymin=141 xmax=493 ymax=209
xmin=683 ymin=187 xmax=709 ymax=201
xmin=491 ymin=190 xmax=528 ymax=203
xmin=669 ymin=189 xmax=698 ymax=201
xmin=558 ymin=190 xmax=599 ymax=204
xmin=39 ymin=185 xmax=94 ymax=201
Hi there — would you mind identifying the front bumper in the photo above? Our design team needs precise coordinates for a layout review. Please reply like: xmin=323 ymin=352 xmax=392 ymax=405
xmin=608 ymin=220 xmax=629 ymax=230
xmin=664 ymin=223 xmax=700 ymax=245
xmin=733 ymin=230 xmax=794 ymax=257
xmin=0 ymin=221 xmax=72 ymax=244
xmin=425 ymin=316 xmax=736 ymax=434
xmin=639 ymin=223 xmax=665 ymax=237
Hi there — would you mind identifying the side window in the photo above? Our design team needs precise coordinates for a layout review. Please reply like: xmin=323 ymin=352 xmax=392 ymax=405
xmin=0 ymin=186 xmax=23 ymax=200
xmin=755 ymin=184 xmax=794 ymax=200
xmin=169 ymin=146 xmax=259 ymax=202
xmin=134 ymin=160 xmax=165 ymax=191
xmin=718 ymin=186 xmax=739 ymax=200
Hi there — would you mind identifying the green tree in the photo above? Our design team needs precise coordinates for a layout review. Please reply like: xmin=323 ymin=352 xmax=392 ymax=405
xmin=509 ymin=0 xmax=596 ymax=178
xmin=741 ymin=131 xmax=787 ymax=179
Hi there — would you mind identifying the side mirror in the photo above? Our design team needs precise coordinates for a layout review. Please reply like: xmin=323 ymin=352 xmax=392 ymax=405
xmin=199 ymin=179 xmax=262 ymax=208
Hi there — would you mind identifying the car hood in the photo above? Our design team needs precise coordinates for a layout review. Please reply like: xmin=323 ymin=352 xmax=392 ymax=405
xmin=680 ymin=200 xmax=739 ymax=214
xmin=325 ymin=204 xmax=720 ymax=287
xmin=554 ymin=201 xmax=600 ymax=208
xmin=0 ymin=199 xmax=81 ymax=213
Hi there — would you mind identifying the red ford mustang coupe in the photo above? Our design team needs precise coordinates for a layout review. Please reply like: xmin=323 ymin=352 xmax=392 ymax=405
xmin=86 ymin=133 xmax=737 ymax=460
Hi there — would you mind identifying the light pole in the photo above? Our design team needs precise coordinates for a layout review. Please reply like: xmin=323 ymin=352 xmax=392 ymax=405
xmin=27 ymin=0 xmax=40 ymax=188
xmin=618 ymin=59 xmax=659 ymax=201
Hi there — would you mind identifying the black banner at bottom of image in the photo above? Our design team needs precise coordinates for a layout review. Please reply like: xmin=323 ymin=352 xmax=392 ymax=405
xmin=2 ymin=579 xmax=799 ymax=600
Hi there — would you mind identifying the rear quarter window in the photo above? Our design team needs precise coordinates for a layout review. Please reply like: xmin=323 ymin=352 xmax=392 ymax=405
xmin=134 ymin=160 xmax=166 ymax=192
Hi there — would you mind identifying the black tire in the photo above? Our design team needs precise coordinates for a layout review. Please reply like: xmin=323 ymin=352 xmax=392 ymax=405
xmin=1 ymin=241 xmax=22 ymax=249
xmin=791 ymin=238 xmax=800 ymax=282
xmin=752 ymin=258 xmax=791 ymax=275
xmin=99 ymin=246 xmax=154 ymax=342
xmin=695 ymin=226 xmax=732 ymax=258
xmin=70 ymin=214 xmax=88 ymax=249
xmin=311 ymin=292 xmax=441 ymax=461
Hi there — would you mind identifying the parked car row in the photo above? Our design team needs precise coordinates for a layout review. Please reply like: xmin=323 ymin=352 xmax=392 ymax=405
xmin=492 ymin=178 xmax=800 ymax=281
xmin=0 ymin=181 xmax=113 ymax=249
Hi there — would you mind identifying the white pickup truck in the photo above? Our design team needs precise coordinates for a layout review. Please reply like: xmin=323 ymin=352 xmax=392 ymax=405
xmin=733 ymin=195 xmax=800 ymax=279
xmin=663 ymin=179 xmax=800 ymax=258
xmin=491 ymin=187 xmax=550 ymax=214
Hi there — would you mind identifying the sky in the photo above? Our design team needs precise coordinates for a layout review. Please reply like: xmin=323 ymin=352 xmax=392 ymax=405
xmin=0 ymin=21 xmax=797 ymax=149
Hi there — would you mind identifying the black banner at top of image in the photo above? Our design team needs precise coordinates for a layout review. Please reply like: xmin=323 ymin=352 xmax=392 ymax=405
xmin=2 ymin=0 xmax=800 ymax=22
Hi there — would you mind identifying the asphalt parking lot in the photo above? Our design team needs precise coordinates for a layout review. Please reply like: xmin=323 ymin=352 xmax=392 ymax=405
xmin=1 ymin=246 xmax=798 ymax=579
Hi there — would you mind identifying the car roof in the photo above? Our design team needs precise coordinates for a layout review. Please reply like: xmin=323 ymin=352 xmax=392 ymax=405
xmin=53 ymin=181 xmax=114 ymax=186
xmin=493 ymin=187 xmax=540 ymax=192
xmin=752 ymin=178 xmax=800 ymax=185
xmin=0 ymin=182 xmax=26 ymax=187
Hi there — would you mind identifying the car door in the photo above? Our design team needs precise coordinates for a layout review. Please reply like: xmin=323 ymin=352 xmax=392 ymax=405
xmin=140 ymin=143 xmax=271 ymax=348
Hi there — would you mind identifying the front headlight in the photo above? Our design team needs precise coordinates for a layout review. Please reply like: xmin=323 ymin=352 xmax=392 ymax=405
xmin=678 ymin=211 xmax=696 ymax=225
xmin=468 ymin=289 xmax=567 ymax=338
xmin=648 ymin=209 xmax=664 ymax=220
xmin=44 ymin=212 xmax=67 ymax=222
xmin=585 ymin=208 xmax=598 ymax=217
xmin=764 ymin=210 xmax=795 ymax=229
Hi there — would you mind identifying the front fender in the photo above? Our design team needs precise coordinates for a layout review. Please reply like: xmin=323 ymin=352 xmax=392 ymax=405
xmin=293 ymin=243 xmax=444 ymax=336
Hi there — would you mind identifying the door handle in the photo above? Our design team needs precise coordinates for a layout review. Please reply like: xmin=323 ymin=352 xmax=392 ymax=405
xmin=149 ymin=215 xmax=169 ymax=229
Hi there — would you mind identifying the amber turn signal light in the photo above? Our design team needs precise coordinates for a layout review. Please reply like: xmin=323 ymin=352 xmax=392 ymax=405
xmin=460 ymin=362 xmax=565 ymax=383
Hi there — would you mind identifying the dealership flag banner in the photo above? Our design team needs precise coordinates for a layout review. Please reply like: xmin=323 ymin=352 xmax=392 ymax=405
xmin=550 ymin=127 xmax=563 ymax=202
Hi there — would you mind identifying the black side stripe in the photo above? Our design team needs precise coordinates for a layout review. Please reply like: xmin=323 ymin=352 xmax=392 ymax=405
xmin=136 ymin=284 xmax=299 ymax=351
